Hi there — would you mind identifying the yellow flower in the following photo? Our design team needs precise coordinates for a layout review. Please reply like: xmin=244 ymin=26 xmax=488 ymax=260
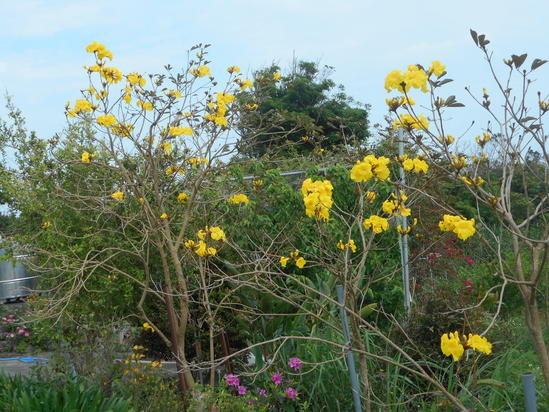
xmin=475 ymin=132 xmax=491 ymax=147
xmin=100 ymin=67 xmax=123 ymax=84
xmin=438 ymin=214 xmax=475 ymax=240
xmin=86 ymin=42 xmax=113 ymax=60
xmin=126 ymin=72 xmax=146 ymax=87
xmin=337 ymin=240 xmax=345 ymax=250
xmin=177 ymin=193 xmax=189 ymax=202
xmin=229 ymin=194 xmax=250 ymax=206
xmin=412 ymin=158 xmax=429 ymax=174
xmin=169 ymin=126 xmax=193 ymax=136
xmin=143 ymin=322 xmax=155 ymax=332
xmin=350 ymin=155 xmax=390 ymax=182
xmin=384 ymin=69 xmax=404 ymax=93
xmin=194 ymin=240 xmax=216 ymax=257
xmin=81 ymin=152 xmax=92 ymax=163
xmin=111 ymin=191 xmax=124 ymax=201
xmin=451 ymin=155 xmax=467 ymax=170
xmin=184 ymin=240 xmax=195 ymax=249
xmin=41 ymin=221 xmax=52 ymax=230
xmin=280 ymin=256 xmax=289 ymax=268
xmin=160 ymin=142 xmax=172 ymax=155
xmin=363 ymin=215 xmax=389 ymax=233
xmin=96 ymin=114 xmax=117 ymax=127
xmin=365 ymin=191 xmax=376 ymax=203
xmin=209 ymin=226 xmax=226 ymax=241
xmin=227 ymin=65 xmax=241 ymax=73
xmin=382 ymin=199 xmax=397 ymax=215
xmin=295 ymin=257 xmax=306 ymax=269
xmin=429 ymin=61 xmax=446 ymax=77
xmin=217 ymin=92 xmax=235 ymax=105
xmin=160 ymin=213 xmax=169 ymax=219
xmin=138 ymin=197 xmax=145 ymax=204
xmin=245 ymin=103 xmax=258 ymax=110
xmin=165 ymin=89 xmax=182 ymax=98
xmin=348 ymin=239 xmax=357 ymax=253
xmin=72 ymin=99 xmax=96 ymax=115
xmin=393 ymin=114 xmax=429 ymax=130
xmin=397 ymin=225 xmax=412 ymax=235
xmin=467 ymin=334 xmax=492 ymax=354
xmin=189 ymin=65 xmax=211 ymax=77
xmin=122 ymin=86 xmax=132 ymax=104
xmin=440 ymin=332 xmax=464 ymax=361
xmin=151 ymin=361 xmax=161 ymax=368
xmin=111 ymin=122 xmax=134 ymax=137
xmin=273 ymin=72 xmax=282 ymax=81
xmin=438 ymin=134 xmax=455 ymax=145
xmin=137 ymin=100 xmax=153 ymax=111
xmin=239 ymin=79 xmax=253 ymax=90
xmin=301 ymin=178 xmax=334 ymax=221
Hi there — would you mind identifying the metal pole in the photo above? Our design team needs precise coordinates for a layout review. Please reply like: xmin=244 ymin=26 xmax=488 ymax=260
xmin=336 ymin=284 xmax=362 ymax=412
xmin=522 ymin=373 xmax=537 ymax=412
xmin=397 ymin=128 xmax=412 ymax=311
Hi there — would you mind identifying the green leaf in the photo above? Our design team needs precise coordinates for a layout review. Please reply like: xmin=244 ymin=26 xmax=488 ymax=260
xmin=531 ymin=58 xmax=548 ymax=71
xmin=476 ymin=378 xmax=507 ymax=387
xmin=470 ymin=29 xmax=479 ymax=46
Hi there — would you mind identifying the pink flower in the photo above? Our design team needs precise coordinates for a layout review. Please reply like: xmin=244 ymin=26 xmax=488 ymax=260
xmin=285 ymin=387 xmax=298 ymax=399
xmin=464 ymin=257 xmax=474 ymax=265
xmin=225 ymin=373 xmax=240 ymax=387
xmin=464 ymin=280 xmax=473 ymax=287
xmin=8 ymin=314 xmax=15 ymax=318
xmin=271 ymin=372 xmax=282 ymax=385
xmin=237 ymin=385 xmax=247 ymax=395
xmin=24 ymin=332 xmax=30 ymax=337
xmin=2 ymin=322 xmax=7 ymax=325
xmin=288 ymin=357 xmax=302 ymax=370
xmin=17 ymin=329 xmax=25 ymax=335
xmin=258 ymin=388 xmax=267 ymax=397
xmin=7 ymin=333 xmax=15 ymax=338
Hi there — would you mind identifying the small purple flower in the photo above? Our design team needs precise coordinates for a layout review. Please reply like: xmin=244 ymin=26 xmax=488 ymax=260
xmin=285 ymin=387 xmax=298 ymax=399
xmin=258 ymin=388 xmax=267 ymax=397
xmin=288 ymin=357 xmax=302 ymax=370
xmin=237 ymin=385 xmax=247 ymax=395
xmin=225 ymin=373 xmax=240 ymax=387
xmin=271 ymin=372 xmax=282 ymax=385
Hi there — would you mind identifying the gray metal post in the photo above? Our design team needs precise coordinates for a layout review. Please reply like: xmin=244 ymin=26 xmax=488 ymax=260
xmin=397 ymin=128 xmax=412 ymax=311
xmin=522 ymin=373 xmax=537 ymax=412
xmin=336 ymin=284 xmax=362 ymax=412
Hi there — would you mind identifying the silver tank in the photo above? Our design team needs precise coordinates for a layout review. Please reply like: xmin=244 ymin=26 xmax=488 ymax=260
xmin=0 ymin=250 xmax=39 ymax=301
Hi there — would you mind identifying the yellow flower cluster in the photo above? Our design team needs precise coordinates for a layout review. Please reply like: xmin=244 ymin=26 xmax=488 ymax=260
xmin=227 ymin=65 xmax=241 ymax=73
xmin=385 ymin=65 xmax=429 ymax=93
xmin=186 ymin=156 xmax=209 ymax=167
xmin=204 ymin=92 xmax=235 ymax=127
xmin=429 ymin=61 xmax=446 ymax=77
xmin=280 ymin=249 xmax=306 ymax=269
xmin=189 ymin=65 xmax=211 ymax=77
xmin=237 ymin=78 xmax=253 ymax=90
xmin=111 ymin=190 xmax=124 ymax=201
xmin=177 ymin=192 xmax=189 ymax=202
xmin=475 ymin=132 xmax=491 ymax=147
xmin=438 ymin=134 xmax=455 ymax=145
xmin=350 ymin=155 xmax=391 ymax=182
xmin=363 ymin=215 xmax=389 ymax=233
xmin=42 ymin=221 xmax=52 ymax=230
xmin=81 ymin=151 xmax=96 ymax=163
xmin=382 ymin=191 xmax=411 ymax=217
xmin=228 ymin=194 xmax=250 ymax=206
xmin=111 ymin=122 xmax=134 ymax=137
xmin=159 ymin=141 xmax=172 ymax=155
xmin=392 ymin=113 xmax=429 ymax=130
xmin=97 ymin=114 xmax=117 ymax=127
xmin=85 ymin=42 xmax=113 ymax=60
xmin=301 ymin=178 xmax=334 ymax=222
xmin=137 ymin=100 xmax=153 ymax=111
xmin=127 ymin=72 xmax=146 ymax=88
xmin=396 ymin=155 xmax=429 ymax=174
xmin=365 ymin=191 xmax=376 ymax=203
xmin=165 ymin=89 xmax=182 ymax=98
xmin=273 ymin=72 xmax=282 ymax=81
xmin=385 ymin=95 xmax=415 ymax=111
xmin=451 ymin=155 xmax=467 ymax=171
xmin=143 ymin=322 xmax=154 ymax=332
xmin=438 ymin=214 xmax=476 ymax=240
xmin=67 ymin=99 xmax=97 ymax=117
xmin=441 ymin=332 xmax=492 ymax=361
xmin=169 ymin=126 xmax=193 ymax=136
xmin=461 ymin=176 xmax=485 ymax=187
xmin=184 ymin=226 xmax=226 ymax=258
xmin=100 ymin=66 xmax=123 ymax=84
xmin=337 ymin=239 xmax=357 ymax=253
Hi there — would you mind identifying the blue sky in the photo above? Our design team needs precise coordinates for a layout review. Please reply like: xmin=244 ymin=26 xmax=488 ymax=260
xmin=1 ymin=0 xmax=547 ymax=144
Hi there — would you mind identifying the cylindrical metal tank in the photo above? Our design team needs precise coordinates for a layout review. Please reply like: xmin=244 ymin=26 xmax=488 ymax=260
xmin=0 ymin=250 xmax=39 ymax=301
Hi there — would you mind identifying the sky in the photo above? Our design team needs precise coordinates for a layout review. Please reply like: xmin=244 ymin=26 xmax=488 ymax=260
xmin=0 ymin=0 xmax=548 ymax=145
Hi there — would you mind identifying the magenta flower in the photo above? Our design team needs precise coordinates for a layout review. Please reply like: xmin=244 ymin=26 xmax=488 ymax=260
xmin=464 ymin=280 xmax=473 ymax=287
xmin=237 ymin=385 xmax=247 ymax=395
xmin=8 ymin=314 xmax=15 ymax=318
xmin=271 ymin=372 xmax=282 ymax=385
xmin=258 ymin=388 xmax=267 ymax=397
xmin=464 ymin=257 xmax=474 ymax=265
xmin=288 ymin=357 xmax=302 ymax=370
xmin=285 ymin=387 xmax=298 ymax=399
xmin=225 ymin=373 xmax=240 ymax=387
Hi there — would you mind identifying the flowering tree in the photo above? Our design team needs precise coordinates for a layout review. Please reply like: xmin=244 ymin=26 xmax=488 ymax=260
xmin=383 ymin=30 xmax=548 ymax=391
